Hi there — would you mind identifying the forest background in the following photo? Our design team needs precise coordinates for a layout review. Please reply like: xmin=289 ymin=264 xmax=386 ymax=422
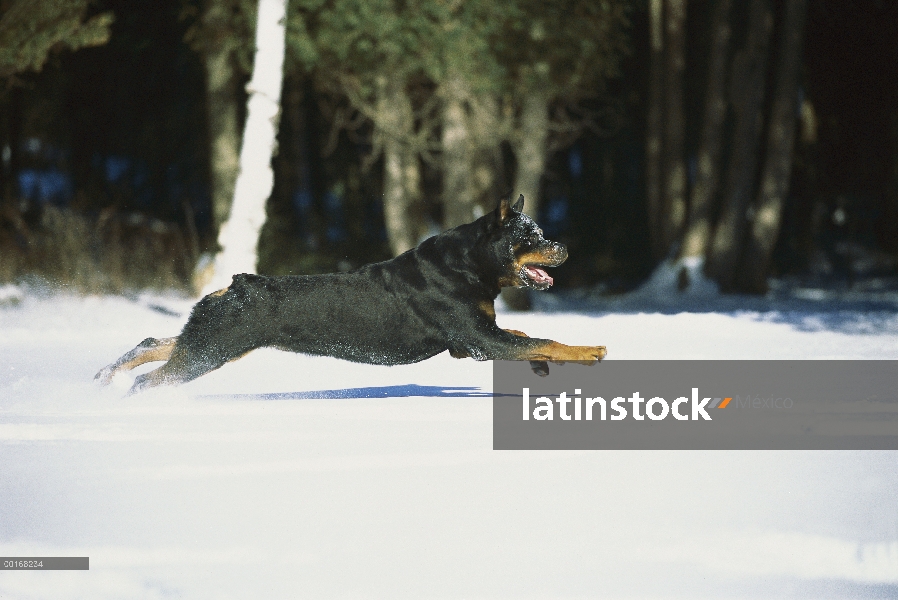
xmin=1 ymin=0 xmax=896 ymax=306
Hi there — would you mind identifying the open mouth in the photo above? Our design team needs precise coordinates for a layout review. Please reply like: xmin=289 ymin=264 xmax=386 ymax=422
xmin=521 ymin=265 xmax=554 ymax=289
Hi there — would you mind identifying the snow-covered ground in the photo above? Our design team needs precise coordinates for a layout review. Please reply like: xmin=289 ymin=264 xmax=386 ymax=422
xmin=1 ymin=282 xmax=897 ymax=599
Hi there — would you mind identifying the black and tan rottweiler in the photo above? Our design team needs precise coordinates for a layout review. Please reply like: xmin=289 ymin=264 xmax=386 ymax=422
xmin=96 ymin=195 xmax=606 ymax=394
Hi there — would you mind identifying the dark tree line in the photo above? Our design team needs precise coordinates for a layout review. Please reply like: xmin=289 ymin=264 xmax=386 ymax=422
xmin=646 ymin=0 xmax=808 ymax=293
xmin=1 ymin=0 xmax=897 ymax=296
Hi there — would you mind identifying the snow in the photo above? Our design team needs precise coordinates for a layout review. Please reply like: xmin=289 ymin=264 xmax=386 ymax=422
xmin=1 ymin=284 xmax=898 ymax=599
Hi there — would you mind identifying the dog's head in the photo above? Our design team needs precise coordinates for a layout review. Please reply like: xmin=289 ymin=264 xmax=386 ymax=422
xmin=489 ymin=195 xmax=567 ymax=291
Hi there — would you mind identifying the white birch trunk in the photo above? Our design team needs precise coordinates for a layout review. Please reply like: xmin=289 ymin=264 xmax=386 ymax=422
xmin=201 ymin=0 xmax=286 ymax=296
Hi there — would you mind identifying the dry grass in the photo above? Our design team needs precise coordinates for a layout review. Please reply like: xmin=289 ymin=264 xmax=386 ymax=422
xmin=0 ymin=206 xmax=195 ymax=294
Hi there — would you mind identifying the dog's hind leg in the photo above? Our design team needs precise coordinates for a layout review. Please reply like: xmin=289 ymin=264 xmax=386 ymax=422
xmin=95 ymin=337 xmax=178 ymax=385
xmin=128 ymin=345 xmax=255 ymax=395
xmin=128 ymin=347 xmax=211 ymax=395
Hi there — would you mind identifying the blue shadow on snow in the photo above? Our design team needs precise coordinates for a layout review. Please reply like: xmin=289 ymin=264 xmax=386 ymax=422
xmin=201 ymin=384 xmax=515 ymax=401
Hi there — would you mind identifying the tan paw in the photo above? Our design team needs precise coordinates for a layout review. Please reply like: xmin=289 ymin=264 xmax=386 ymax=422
xmin=569 ymin=346 xmax=606 ymax=365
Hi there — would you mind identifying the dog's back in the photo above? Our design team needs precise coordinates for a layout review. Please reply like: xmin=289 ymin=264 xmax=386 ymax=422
xmin=184 ymin=266 xmax=448 ymax=366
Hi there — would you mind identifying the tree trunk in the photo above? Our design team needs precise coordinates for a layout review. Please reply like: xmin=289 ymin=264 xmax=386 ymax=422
xmin=661 ymin=0 xmax=688 ymax=254
xmin=201 ymin=0 xmax=242 ymax=233
xmin=512 ymin=90 xmax=550 ymax=221
xmin=468 ymin=94 xmax=501 ymax=213
xmin=500 ymin=90 xmax=550 ymax=312
xmin=202 ymin=0 xmax=287 ymax=295
xmin=680 ymin=0 xmax=732 ymax=262
xmin=0 ymin=96 xmax=8 ymax=206
xmin=2 ymin=86 xmax=22 ymax=208
xmin=645 ymin=0 xmax=665 ymax=258
xmin=739 ymin=0 xmax=807 ymax=292
xmin=379 ymin=79 xmax=418 ymax=256
xmin=0 ymin=87 xmax=30 ymax=244
xmin=441 ymin=74 xmax=475 ymax=229
xmin=382 ymin=142 xmax=408 ymax=253
xmin=706 ymin=0 xmax=773 ymax=289
xmin=257 ymin=70 xmax=304 ymax=274
xmin=402 ymin=147 xmax=421 ymax=238
xmin=886 ymin=112 xmax=898 ymax=254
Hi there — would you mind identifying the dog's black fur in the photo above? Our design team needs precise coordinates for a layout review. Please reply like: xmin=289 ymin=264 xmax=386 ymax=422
xmin=96 ymin=195 xmax=606 ymax=394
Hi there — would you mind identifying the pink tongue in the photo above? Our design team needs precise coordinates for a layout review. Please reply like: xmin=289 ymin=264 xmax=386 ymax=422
xmin=525 ymin=266 xmax=553 ymax=286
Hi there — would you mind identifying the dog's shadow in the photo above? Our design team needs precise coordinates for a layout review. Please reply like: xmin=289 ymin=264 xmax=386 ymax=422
xmin=201 ymin=384 xmax=504 ymax=401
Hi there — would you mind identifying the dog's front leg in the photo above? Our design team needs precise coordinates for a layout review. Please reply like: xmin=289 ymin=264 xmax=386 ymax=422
xmin=503 ymin=329 xmax=550 ymax=377
xmin=456 ymin=329 xmax=606 ymax=376
xmin=449 ymin=329 xmax=550 ymax=375
xmin=520 ymin=340 xmax=607 ymax=364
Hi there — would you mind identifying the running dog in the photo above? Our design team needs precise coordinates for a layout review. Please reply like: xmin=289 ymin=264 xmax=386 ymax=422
xmin=96 ymin=195 xmax=606 ymax=394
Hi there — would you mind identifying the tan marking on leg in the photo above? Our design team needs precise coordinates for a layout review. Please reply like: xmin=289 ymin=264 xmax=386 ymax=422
xmin=95 ymin=337 xmax=178 ymax=385
xmin=130 ymin=365 xmax=175 ymax=393
xmin=451 ymin=330 xmax=528 ymax=359
xmin=116 ymin=341 xmax=177 ymax=372
xmin=517 ymin=341 xmax=607 ymax=365
xmin=479 ymin=300 xmax=496 ymax=320
xmin=129 ymin=351 xmax=194 ymax=394
xmin=129 ymin=345 xmax=239 ymax=394
xmin=226 ymin=349 xmax=254 ymax=364
xmin=504 ymin=329 xmax=552 ymax=376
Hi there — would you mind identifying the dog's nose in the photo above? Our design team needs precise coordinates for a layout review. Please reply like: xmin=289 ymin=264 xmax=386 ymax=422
xmin=555 ymin=243 xmax=568 ymax=263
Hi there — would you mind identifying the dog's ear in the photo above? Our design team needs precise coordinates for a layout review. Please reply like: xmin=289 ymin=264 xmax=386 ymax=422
xmin=495 ymin=194 xmax=524 ymax=225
